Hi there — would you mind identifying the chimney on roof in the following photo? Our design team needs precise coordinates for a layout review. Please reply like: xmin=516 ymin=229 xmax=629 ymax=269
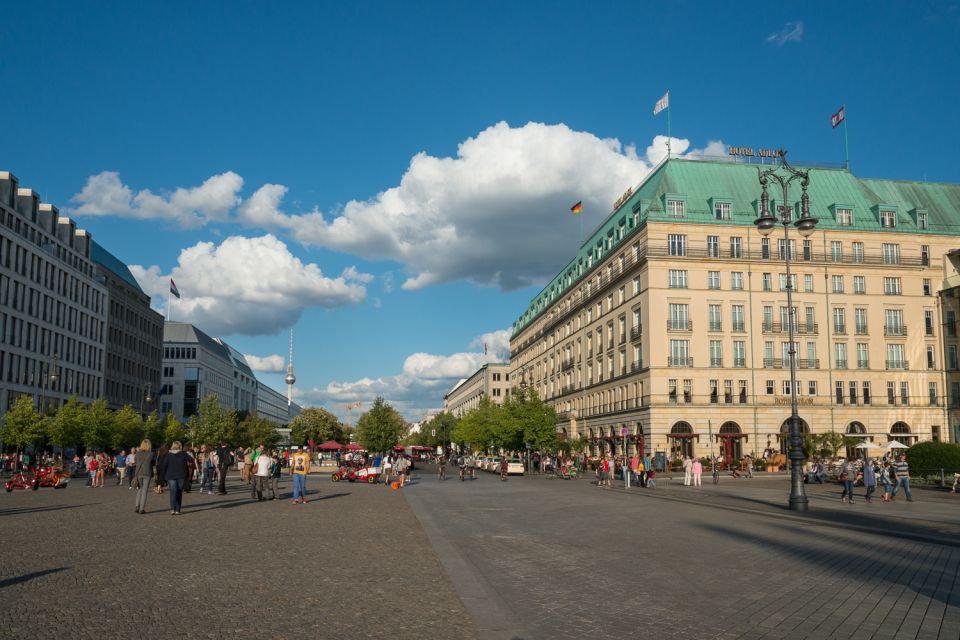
xmin=56 ymin=217 xmax=76 ymax=248
xmin=38 ymin=203 xmax=58 ymax=234
xmin=16 ymin=188 xmax=39 ymax=222
xmin=0 ymin=172 xmax=17 ymax=207
xmin=74 ymin=229 xmax=91 ymax=257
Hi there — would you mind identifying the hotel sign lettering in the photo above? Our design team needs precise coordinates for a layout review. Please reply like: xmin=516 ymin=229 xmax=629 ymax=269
xmin=612 ymin=186 xmax=633 ymax=211
xmin=727 ymin=146 xmax=784 ymax=158
xmin=774 ymin=396 xmax=813 ymax=406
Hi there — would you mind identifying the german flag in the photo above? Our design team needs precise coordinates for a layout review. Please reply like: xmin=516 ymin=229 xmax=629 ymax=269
xmin=571 ymin=201 xmax=583 ymax=215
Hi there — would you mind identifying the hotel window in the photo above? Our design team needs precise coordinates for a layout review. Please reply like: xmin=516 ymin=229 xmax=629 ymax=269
xmin=853 ymin=276 xmax=866 ymax=294
xmin=707 ymin=235 xmax=720 ymax=257
xmin=925 ymin=309 xmax=935 ymax=335
xmin=921 ymin=245 xmax=930 ymax=266
xmin=633 ymin=345 xmax=642 ymax=368
xmin=668 ymin=269 xmax=687 ymax=288
xmin=733 ymin=341 xmax=746 ymax=367
xmin=918 ymin=211 xmax=927 ymax=229
xmin=849 ymin=381 xmax=858 ymax=405
xmin=804 ymin=274 xmax=814 ymax=292
xmin=802 ymin=239 xmax=812 ymax=261
xmin=710 ymin=340 xmax=722 ymax=366
xmin=669 ymin=304 xmax=689 ymax=329
xmin=781 ymin=341 xmax=797 ymax=365
xmin=761 ymin=237 xmax=771 ymax=259
xmin=778 ymin=239 xmax=795 ymax=260
xmin=852 ymin=242 xmax=864 ymax=263
xmin=729 ymin=237 xmax=743 ymax=258
xmin=786 ymin=379 xmax=800 ymax=396
xmin=900 ymin=381 xmax=909 ymax=405
xmin=607 ymin=293 xmax=613 ymax=312
xmin=738 ymin=380 xmax=747 ymax=404
xmin=883 ymin=277 xmax=901 ymax=295
xmin=766 ymin=380 xmax=775 ymax=395
xmin=930 ymin=381 xmax=938 ymax=405
xmin=708 ymin=271 xmax=720 ymax=289
xmin=731 ymin=305 xmax=745 ymax=332
xmin=723 ymin=380 xmax=733 ymax=404
xmin=950 ymin=346 xmax=958 ymax=370
xmin=922 ymin=278 xmax=932 ymax=296
xmin=708 ymin=304 xmax=722 ymax=331
xmin=927 ymin=346 xmax=936 ymax=370
xmin=632 ymin=309 xmax=641 ymax=331
xmin=763 ymin=307 xmax=773 ymax=330
xmin=667 ymin=199 xmax=685 ymax=218
xmin=764 ymin=341 xmax=774 ymax=365
xmin=857 ymin=343 xmax=869 ymax=369
xmin=668 ymin=234 xmax=687 ymax=256
xmin=731 ymin=272 xmax=744 ymax=290
xmin=832 ymin=275 xmax=844 ymax=293
xmin=855 ymin=308 xmax=868 ymax=334
xmin=806 ymin=341 xmax=817 ymax=365
xmin=835 ymin=381 xmax=844 ymax=405
xmin=863 ymin=381 xmax=871 ymax=405
xmin=833 ymin=307 xmax=846 ymax=334
xmin=880 ymin=210 xmax=896 ymax=228
xmin=885 ymin=309 xmax=905 ymax=335
xmin=668 ymin=379 xmax=677 ymax=403
xmin=633 ymin=276 xmax=641 ymax=295
xmin=835 ymin=342 xmax=848 ymax=369
xmin=887 ymin=344 xmax=905 ymax=369
xmin=779 ymin=273 xmax=796 ymax=291
xmin=882 ymin=243 xmax=900 ymax=265
xmin=830 ymin=240 xmax=842 ymax=262
xmin=669 ymin=339 xmax=689 ymax=366
xmin=714 ymin=201 xmax=731 ymax=220
xmin=836 ymin=207 xmax=853 ymax=225
xmin=887 ymin=381 xmax=897 ymax=404
xmin=762 ymin=273 xmax=772 ymax=291
xmin=710 ymin=379 xmax=719 ymax=403
xmin=809 ymin=380 xmax=818 ymax=396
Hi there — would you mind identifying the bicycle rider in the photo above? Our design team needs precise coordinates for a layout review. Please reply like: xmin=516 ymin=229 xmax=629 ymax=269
xmin=499 ymin=457 xmax=508 ymax=481
xmin=458 ymin=454 xmax=467 ymax=481
xmin=437 ymin=454 xmax=446 ymax=480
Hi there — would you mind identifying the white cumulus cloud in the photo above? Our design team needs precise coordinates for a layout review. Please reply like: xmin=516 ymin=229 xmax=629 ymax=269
xmin=244 ymin=354 xmax=286 ymax=373
xmin=130 ymin=234 xmax=370 ymax=336
xmin=766 ymin=21 xmax=804 ymax=45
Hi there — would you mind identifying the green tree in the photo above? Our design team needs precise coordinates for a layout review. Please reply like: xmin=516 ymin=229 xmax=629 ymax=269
xmin=453 ymin=397 xmax=500 ymax=451
xmin=187 ymin=395 xmax=239 ymax=446
xmin=356 ymin=397 xmax=407 ymax=453
xmin=414 ymin=412 xmax=458 ymax=448
xmin=143 ymin=411 xmax=164 ymax=447
xmin=82 ymin=399 xmax=116 ymax=450
xmin=289 ymin=408 xmax=344 ymax=447
xmin=49 ymin=396 xmax=85 ymax=452
xmin=239 ymin=413 xmax=281 ymax=449
xmin=162 ymin=413 xmax=188 ymax=445
xmin=1 ymin=395 xmax=44 ymax=453
xmin=504 ymin=386 xmax=558 ymax=452
xmin=112 ymin=405 xmax=145 ymax=450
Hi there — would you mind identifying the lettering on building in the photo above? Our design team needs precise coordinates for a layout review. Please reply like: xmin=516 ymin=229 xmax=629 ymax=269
xmin=774 ymin=396 xmax=814 ymax=406
xmin=727 ymin=146 xmax=785 ymax=158
xmin=613 ymin=186 xmax=633 ymax=211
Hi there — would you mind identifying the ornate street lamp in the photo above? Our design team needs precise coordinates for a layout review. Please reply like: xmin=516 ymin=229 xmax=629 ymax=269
xmin=140 ymin=382 xmax=153 ymax=417
xmin=754 ymin=151 xmax=818 ymax=512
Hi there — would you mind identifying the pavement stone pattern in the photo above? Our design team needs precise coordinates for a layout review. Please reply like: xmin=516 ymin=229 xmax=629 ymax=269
xmin=0 ymin=472 xmax=476 ymax=640
xmin=404 ymin=465 xmax=960 ymax=640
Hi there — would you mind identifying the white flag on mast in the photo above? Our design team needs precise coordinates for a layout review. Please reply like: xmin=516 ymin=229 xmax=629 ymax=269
xmin=653 ymin=91 xmax=669 ymax=115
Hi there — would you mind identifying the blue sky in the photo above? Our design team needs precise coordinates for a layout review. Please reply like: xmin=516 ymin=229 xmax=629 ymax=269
xmin=2 ymin=1 xmax=958 ymax=420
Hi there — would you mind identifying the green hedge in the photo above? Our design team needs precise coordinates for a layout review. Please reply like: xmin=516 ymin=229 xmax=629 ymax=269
xmin=906 ymin=441 xmax=960 ymax=472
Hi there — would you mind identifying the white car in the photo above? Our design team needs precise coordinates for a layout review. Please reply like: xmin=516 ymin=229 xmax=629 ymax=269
xmin=506 ymin=458 xmax=525 ymax=475
xmin=488 ymin=457 xmax=502 ymax=472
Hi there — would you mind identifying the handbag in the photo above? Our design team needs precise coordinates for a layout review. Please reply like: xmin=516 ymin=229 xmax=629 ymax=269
xmin=839 ymin=472 xmax=848 ymax=481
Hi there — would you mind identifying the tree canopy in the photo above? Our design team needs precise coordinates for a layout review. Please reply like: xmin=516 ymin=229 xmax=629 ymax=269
xmin=289 ymin=408 xmax=344 ymax=446
xmin=356 ymin=397 xmax=407 ymax=453
xmin=451 ymin=387 xmax=558 ymax=453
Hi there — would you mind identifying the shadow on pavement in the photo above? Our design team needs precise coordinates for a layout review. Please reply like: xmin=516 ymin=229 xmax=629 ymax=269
xmin=0 ymin=503 xmax=97 ymax=517
xmin=0 ymin=567 xmax=69 ymax=589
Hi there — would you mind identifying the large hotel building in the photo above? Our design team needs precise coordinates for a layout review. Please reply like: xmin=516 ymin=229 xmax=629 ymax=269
xmin=510 ymin=157 xmax=960 ymax=463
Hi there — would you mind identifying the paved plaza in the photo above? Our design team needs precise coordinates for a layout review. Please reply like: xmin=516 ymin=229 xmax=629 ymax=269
xmin=2 ymin=467 xmax=959 ymax=639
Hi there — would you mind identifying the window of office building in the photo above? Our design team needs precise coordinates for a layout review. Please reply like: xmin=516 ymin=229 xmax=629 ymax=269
xmin=732 ymin=305 xmax=745 ymax=332
xmin=887 ymin=344 xmax=905 ymax=369
xmin=880 ymin=210 xmax=897 ymax=228
xmin=707 ymin=235 xmax=719 ymax=257
xmin=762 ymin=273 xmax=772 ymax=291
xmin=708 ymin=271 xmax=720 ymax=289
xmin=832 ymin=275 xmax=844 ymax=293
xmin=923 ymin=279 xmax=931 ymax=296
xmin=710 ymin=340 xmax=722 ymax=366
xmin=857 ymin=343 xmax=869 ymax=369
xmin=668 ymin=269 xmax=688 ymax=288
xmin=804 ymin=274 xmax=814 ymax=292
xmin=731 ymin=272 xmax=743 ymax=290
xmin=833 ymin=307 xmax=846 ymax=333
xmin=708 ymin=304 xmax=722 ymax=331
xmin=668 ymin=234 xmax=687 ymax=256
xmin=884 ymin=277 xmax=901 ymax=295
xmin=831 ymin=241 xmax=842 ymax=262
xmin=852 ymin=242 xmax=864 ymax=263
xmin=853 ymin=275 xmax=866 ymax=294
xmin=766 ymin=379 xmax=775 ymax=395
xmin=855 ymin=308 xmax=868 ymax=334
xmin=882 ymin=243 xmax=900 ymax=265
xmin=733 ymin=341 xmax=746 ymax=367
xmin=835 ymin=343 xmax=848 ymax=369
xmin=667 ymin=199 xmax=685 ymax=218
xmin=729 ymin=237 xmax=743 ymax=258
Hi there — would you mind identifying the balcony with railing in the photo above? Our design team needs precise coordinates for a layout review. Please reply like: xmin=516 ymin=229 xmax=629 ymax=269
xmin=886 ymin=360 xmax=909 ymax=370
xmin=668 ymin=356 xmax=693 ymax=367
xmin=630 ymin=326 xmax=642 ymax=340
xmin=733 ymin=357 xmax=746 ymax=368
xmin=667 ymin=320 xmax=693 ymax=332
xmin=561 ymin=358 xmax=574 ymax=371
xmin=855 ymin=325 xmax=868 ymax=336
xmin=710 ymin=357 xmax=723 ymax=367
xmin=708 ymin=321 xmax=722 ymax=332
xmin=762 ymin=321 xmax=818 ymax=335
xmin=834 ymin=324 xmax=847 ymax=335
xmin=763 ymin=358 xmax=820 ymax=369
xmin=731 ymin=322 xmax=746 ymax=333
xmin=884 ymin=324 xmax=908 ymax=337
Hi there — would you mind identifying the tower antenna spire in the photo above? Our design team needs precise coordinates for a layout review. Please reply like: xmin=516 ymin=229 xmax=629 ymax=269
xmin=284 ymin=328 xmax=296 ymax=407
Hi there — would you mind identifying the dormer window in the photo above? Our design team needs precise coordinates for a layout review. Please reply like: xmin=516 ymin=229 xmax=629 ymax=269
xmin=714 ymin=202 xmax=731 ymax=220
xmin=836 ymin=208 xmax=853 ymax=225
xmin=880 ymin=210 xmax=896 ymax=228
xmin=918 ymin=211 xmax=927 ymax=230
xmin=667 ymin=199 xmax=685 ymax=218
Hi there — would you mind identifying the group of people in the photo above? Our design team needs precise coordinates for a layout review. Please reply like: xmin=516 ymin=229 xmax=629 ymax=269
xmin=595 ymin=453 xmax=657 ymax=488
xmin=834 ymin=453 xmax=914 ymax=503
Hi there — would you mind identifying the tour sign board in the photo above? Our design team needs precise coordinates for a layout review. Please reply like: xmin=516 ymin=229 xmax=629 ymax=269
xmin=727 ymin=146 xmax=784 ymax=158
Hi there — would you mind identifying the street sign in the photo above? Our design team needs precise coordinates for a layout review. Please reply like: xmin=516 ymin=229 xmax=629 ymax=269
xmin=525 ymin=441 xmax=531 ymax=449
xmin=431 ymin=429 xmax=436 ymax=436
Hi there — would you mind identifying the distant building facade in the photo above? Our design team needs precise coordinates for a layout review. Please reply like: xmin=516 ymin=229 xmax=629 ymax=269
xmin=0 ymin=171 xmax=108 ymax=412
xmin=92 ymin=241 xmax=163 ymax=414
xmin=443 ymin=363 xmax=511 ymax=417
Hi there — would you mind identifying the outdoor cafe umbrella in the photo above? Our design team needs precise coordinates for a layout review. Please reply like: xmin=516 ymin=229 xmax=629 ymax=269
xmin=345 ymin=443 xmax=364 ymax=451
xmin=886 ymin=441 xmax=910 ymax=449
xmin=316 ymin=440 xmax=344 ymax=450
xmin=854 ymin=442 xmax=874 ymax=450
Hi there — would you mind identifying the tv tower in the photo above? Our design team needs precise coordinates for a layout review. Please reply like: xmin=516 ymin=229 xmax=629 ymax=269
xmin=284 ymin=328 xmax=296 ymax=406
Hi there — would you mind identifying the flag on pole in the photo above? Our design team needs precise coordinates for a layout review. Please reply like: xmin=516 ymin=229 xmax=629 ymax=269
xmin=831 ymin=105 xmax=845 ymax=128
xmin=170 ymin=278 xmax=181 ymax=299
xmin=653 ymin=91 xmax=669 ymax=115
xmin=570 ymin=201 xmax=583 ymax=215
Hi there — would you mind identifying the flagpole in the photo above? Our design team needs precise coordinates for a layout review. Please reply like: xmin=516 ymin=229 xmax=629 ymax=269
xmin=667 ymin=100 xmax=672 ymax=159
xmin=579 ymin=212 xmax=583 ymax=246
xmin=166 ymin=288 xmax=171 ymax=321
xmin=843 ymin=111 xmax=850 ymax=170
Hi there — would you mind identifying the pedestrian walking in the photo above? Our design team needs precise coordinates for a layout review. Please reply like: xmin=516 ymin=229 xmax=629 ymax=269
xmin=290 ymin=446 xmax=310 ymax=504
xmin=743 ymin=454 xmax=754 ymax=479
xmin=862 ymin=457 xmax=877 ymax=503
xmin=382 ymin=455 xmax=393 ymax=486
xmin=133 ymin=439 xmax=155 ymax=514
xmin=200 ymin=446 xmax=216 ymax=494
xmin=154 ymin=443 xmax=169 ymax=494
xmin=216 ymin=442 xmax=232 ymax=495
xmin=115 ymin=450 xmax=127 ymax=485
xmin=682 ymin=455 xmax=692 ymax=486
xmin=890 ymin=453 xmax=914 ymax=502
xmin=880 ymin=461 xmax=894 ymax=502
xmin=125 ymin=449 xmax=137 ymax=487
xmin=269 ymin=452 xmax=281 ymax=500
xmin=252 ymin=445 xmax=271 ymax=501
xmin=159 ymin=441 xmax=190 ymax=515
xmin=691 ymin=458 xmax=703 ymax=487
xmin=840 ymin=458 xmax=857 ymax=503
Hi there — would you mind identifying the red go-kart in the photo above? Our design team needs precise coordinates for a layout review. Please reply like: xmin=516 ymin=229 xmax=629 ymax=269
xmin=34 ymin=466 xmax=69 ymax=489
xmin=330 ymin=464 xmax=380 ymax=484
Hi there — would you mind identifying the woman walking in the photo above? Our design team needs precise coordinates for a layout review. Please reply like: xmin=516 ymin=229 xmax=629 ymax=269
xmin=862 ymin=457 xmax=877 ymax=503
xmin=133 ymin=439 xmax=155 ymax=514
xmin=840 ymin=458 xmax=857 ymax=503
xmin=691 ymin=457 xmax=703 ymax=487
xmin=880 ymin=461 xmax=895 ymax=502
xmin=154 ymin=443 xmax=169 ymax=494
xmin=158 ymin=441 xmax=190 ymax=515
xmin=200 ymin=445 xmax=216 ymax=494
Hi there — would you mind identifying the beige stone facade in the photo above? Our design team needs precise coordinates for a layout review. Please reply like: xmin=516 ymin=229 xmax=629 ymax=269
xmin=443 ymin=363 xmax=511 ymax=417
xmin=510 ymin=158 xmax=959 ymax=463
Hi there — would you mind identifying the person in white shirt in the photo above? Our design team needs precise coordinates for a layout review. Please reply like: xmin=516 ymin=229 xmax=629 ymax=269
xmin=252 ymin=446 xmax=272 ymax=501
xmin=682 ymin=456 xmax=693 ymax=486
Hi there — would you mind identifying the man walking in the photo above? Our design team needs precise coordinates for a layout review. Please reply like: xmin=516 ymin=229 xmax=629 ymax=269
xmin=115 ymin=450 xmax=127 ymax=486
xmin=216 ymin=442 xmax=232 ymax=495
xmin=290 ymin=446 xmax=310 ymax=504
xmin=252 ymin=445 xmax=271 ymax=501
xmin=891 ymin=453 xmax=914 ymax=502
xmin=683 ymin=455 xmax=693 ymax=486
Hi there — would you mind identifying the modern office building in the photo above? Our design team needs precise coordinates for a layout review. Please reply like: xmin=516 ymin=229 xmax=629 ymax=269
xmin=91 ymin=241 xmax=163 ymax=414
xmin=0 ymin=171 xmax=108 ymax=412
xmin=510 ymin=156 xmax=959 ymax=463
xmin=257 ymin=380 xmax=299 ymax=426
xmin=443 ymin=363 xmax=511 ymax=417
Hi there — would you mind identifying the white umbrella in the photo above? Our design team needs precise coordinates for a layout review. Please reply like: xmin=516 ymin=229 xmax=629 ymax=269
xmin=886 ymin=441 xmax=909 ymax=449
xmin=854 ymin=442 xmax=874 ymax=450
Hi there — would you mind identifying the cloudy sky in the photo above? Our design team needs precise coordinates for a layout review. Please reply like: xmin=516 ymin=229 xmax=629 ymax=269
xmin=2 ymin=1 xmax=958 ymax=420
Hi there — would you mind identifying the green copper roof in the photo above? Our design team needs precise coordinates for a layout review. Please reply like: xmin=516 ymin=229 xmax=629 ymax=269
xmin=512 ymin=158 xmax=960 ymax=336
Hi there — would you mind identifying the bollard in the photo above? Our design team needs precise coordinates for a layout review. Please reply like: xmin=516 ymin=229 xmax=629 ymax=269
xmin=940 ymin=468 xmax=946 ymax=489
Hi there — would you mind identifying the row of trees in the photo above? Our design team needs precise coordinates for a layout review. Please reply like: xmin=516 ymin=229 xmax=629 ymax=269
xmin=1 ymin=393 xmax=284 ymax=454
xmin=410 ymin=387 xmax=559 ymax=453
xmin=286 ymin=398 xmax=408 ymax=455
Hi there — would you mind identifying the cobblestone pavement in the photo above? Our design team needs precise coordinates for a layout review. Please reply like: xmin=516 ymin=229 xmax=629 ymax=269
xmin=0 ymin=473 xmax=476 ymax=640
xmin=405 ymin=465 xmax=960 ymax=640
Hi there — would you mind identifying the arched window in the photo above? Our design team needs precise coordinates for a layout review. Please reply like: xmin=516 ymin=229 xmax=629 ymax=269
xmin=670 ymin=421 xmax=694 ymax=435
xmin=719 ymin=421 xmax=741 ymax=434
xmin=846 ymin=421 xmax=866 ymax=435
xmin=890 ymin=422 xmax=911 ymax=434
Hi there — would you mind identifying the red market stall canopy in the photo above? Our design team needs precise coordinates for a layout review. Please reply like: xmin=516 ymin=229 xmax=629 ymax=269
xmin=316 ymin=441 xmax=344 ymax=450
xmin=345 ymin=443 xmax=364 ymax=451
